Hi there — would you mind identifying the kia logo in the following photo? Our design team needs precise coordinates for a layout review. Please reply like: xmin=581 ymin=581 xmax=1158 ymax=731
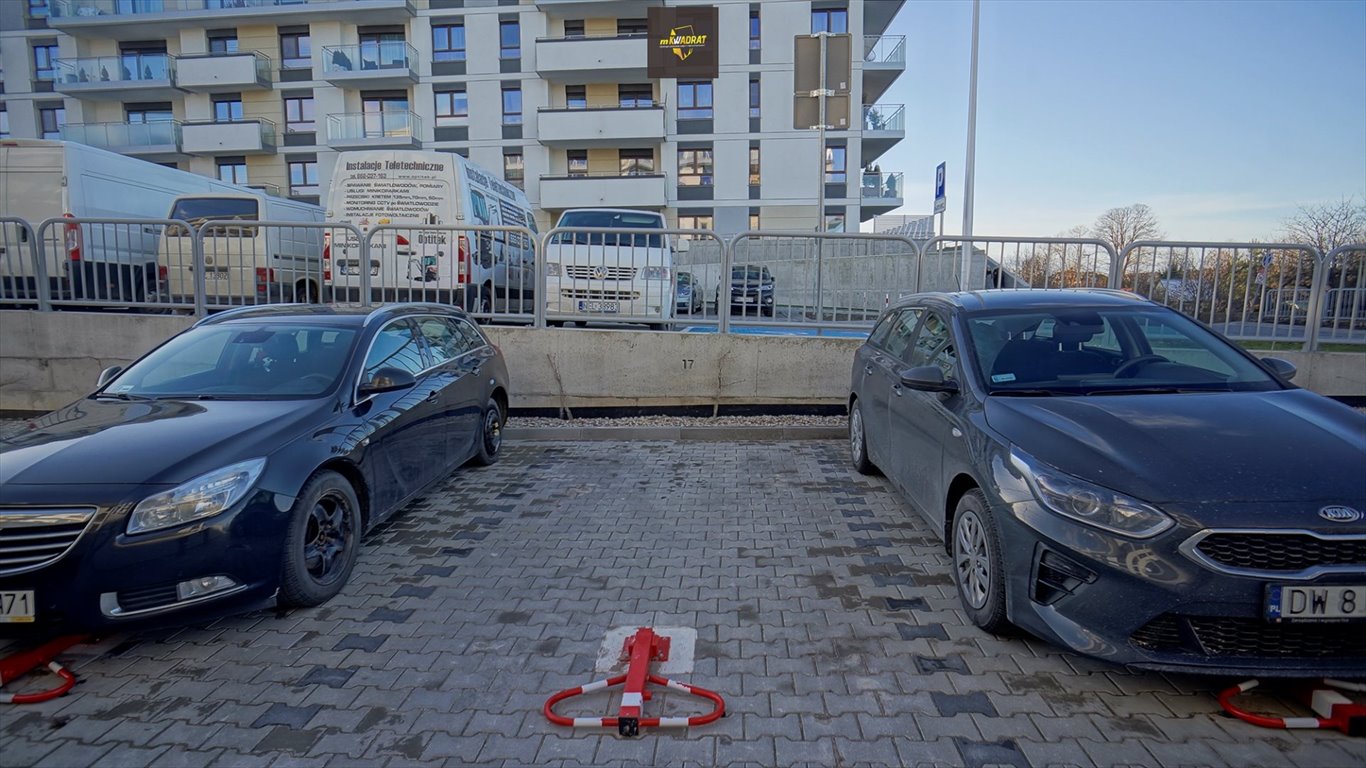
xmin=1319 ymin=506 xmax=1363 ymax=523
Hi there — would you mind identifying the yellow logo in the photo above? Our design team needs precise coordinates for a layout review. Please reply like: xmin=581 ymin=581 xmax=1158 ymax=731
xmin=660 ymin=25 xmax=708 ymax=62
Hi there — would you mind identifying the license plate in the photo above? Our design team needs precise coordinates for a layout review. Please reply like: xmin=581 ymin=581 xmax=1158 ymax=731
xmin=1266 ymin=584 xmax=1366 ymax=623
xmin=204 ymin=272 xmax=229 ymax=281
xmin=0 ymin=590 xmax=35 ymax=623
xmin=578 ymin=300 xmax=619 ymax=313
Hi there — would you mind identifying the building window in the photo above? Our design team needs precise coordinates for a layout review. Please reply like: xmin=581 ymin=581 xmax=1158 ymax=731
xmin=564 ymin=20 xmax=585 ymax=38
xmin=503 ymin=152 xmax=524 ymax=189
xmin=362 ymin=96 xmax=410 ymax=137
xmin=432 ymin=24 xmax=466 ymax=62
xmin=280 ymin=32 xmax=311 ymax=69
xmin=565 ymin=85 xmax=586 ymax=109
xmin=619 ymin=148 xmax=653 ymax=176
xmin=678 ymin=149 xmax=713 ymax=186
xmin=284 ymin=96 xmax=314 ymax=133
xmin=749 ymin=212 xmax=760 ymax=231
xmin=678 ymin=81 xmax=713 ymax=119
xmin=39 ymin=106 xmax=64 ymax=140
xmin=289 ymin=160 xmax=318 ymax=197
xmin=749 ymin=77 xmax=760 ymax=118
xmin=825 ymin=145 xmax=846 ymax=183
xmin=218 ymin=158 xmax=248 ymax=185
xmin=213 ymin=96 xmax=244 ymax=123
xmin=28 ymin=0 xmax=49 ymax=20
xmin=359 ymin=33 xmax=406 ymax=69
xmin=500 ymin=21 xmax=520 ymax=59
xmin=749 ymin=147 xmax=760 ymax=186
xmin=619 ymin=83 xmax=652 ymax=108
xmin=750 ymin=10 xmax=761 ymax=49
xmin=502 ymin=86 xmax=522 ymax=125
xmin=209 ymin=33 xmax=239 ymax=56
xmin=126 ymin=105 xmax=172 ymax=123
xmin=0 ymin=107 xmax=9 ymax=139
xmin=618 ymin=18 xmax=648 ymax=37
xmin=567 ymin=149 xmax=587 ymax=177
xmin=434 ymin=89 xmax=468 ymax=126
xmin=812 ymin=8 xmax=848 ymax=34
xmin=825 ymin=214 xmax=846 ymax=233
xmin=678 ymin=214 xmax=713 ymax=234
xmin=33 ymin=44 xmax=58 ymax=82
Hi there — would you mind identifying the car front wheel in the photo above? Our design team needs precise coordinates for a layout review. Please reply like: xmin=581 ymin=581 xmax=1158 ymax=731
xmin=952 ymin=490 xmax=1012 ymax=634
xmin=849 ymin=400 xmax=877 ymax=475
xmin=280 ymin=470 xmax=362 ymax=607
xmin=470 ymin=397 xmax=505 ymax=466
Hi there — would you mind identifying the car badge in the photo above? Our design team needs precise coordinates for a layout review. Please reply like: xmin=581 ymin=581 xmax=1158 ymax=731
xmin=1319 ymin=506 xmax=1362 ymax=523
xmin=591 ymin=266 xmax=608 ymax=279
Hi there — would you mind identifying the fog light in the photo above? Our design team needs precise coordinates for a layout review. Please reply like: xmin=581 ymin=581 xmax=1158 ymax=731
xmin=177 ymin=575 xmax=239 ymax=600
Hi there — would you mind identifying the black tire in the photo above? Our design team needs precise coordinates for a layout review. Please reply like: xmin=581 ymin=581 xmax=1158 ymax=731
xmin=848 ymin=399 xmax=878 ymax=475
xmin=951 ymin=490 xmax=1012 ymax=634
xmin=470 ymin=396 xmax=505 ymax=466
xmin=279 ymin=471 xmax=362 ymax=608
xmin=762 ymin=306 xmax=775 ymax=318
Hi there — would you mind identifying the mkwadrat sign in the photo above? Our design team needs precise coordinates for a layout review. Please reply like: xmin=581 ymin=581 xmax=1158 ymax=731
xmin=647 ymin=6 xmax=719 ymax=79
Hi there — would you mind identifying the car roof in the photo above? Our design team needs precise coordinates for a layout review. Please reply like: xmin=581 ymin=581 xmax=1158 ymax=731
xmin=890 ymin=288 xmax=1154 ymax=314
xmin=192 ymin=303 xmax=469 ymax=328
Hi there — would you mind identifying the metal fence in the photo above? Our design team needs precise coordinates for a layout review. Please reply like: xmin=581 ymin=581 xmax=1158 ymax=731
xmin=0 ymin=214 xmax=1360 ymax=350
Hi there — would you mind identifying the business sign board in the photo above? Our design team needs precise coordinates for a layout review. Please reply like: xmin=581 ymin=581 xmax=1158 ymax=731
xmin=648 ymin=6 xmax=719 ymax=79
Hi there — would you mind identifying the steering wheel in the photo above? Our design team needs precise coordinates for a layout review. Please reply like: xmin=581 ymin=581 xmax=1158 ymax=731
xmin=1114 ymin=354 xmax=1168 ymax=379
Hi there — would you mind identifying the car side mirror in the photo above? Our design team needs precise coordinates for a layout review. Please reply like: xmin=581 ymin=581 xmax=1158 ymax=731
xmin=900 ymin=366 xmax=959 ymax=394
xmin=96 ymin=365 xmax=123 ymax=388
xmin=1261 ymin=357 xmax=1297 ymax=381
xmin=358 ymin=367 xmax=417 ymax=396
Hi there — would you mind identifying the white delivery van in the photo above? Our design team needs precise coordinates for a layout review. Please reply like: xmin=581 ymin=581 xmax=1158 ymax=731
xmin=158 ymin=193 xmax=325 ymax=305
xmin=543 ymin=208 xmax=682 ymax=328
xmin=0 ymin=138 xmax=256 ymax=302
xmin=324 ymin=150 xmax=537 ymax=311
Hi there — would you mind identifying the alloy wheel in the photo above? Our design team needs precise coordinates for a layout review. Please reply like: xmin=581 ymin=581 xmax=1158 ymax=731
xmin=303 ymin=493 xmax=352 ymax=585
xmin=955 ymin=510 xmax=991 ymax=610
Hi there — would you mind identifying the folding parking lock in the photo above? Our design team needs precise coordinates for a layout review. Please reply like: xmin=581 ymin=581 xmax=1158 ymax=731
xmin=0 ymin=635 xmax=89 ymax=705
xmin=1219 ymin=678 xmax=1366 ymax=737
xmin=543 ymin=627 xmax=725 ymax=737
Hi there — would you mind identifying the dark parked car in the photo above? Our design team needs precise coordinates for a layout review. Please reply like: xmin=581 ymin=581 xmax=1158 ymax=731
xmin=676 ymin=271 xmax=703 ymax=315
xmin=0 ymin=303 xmax=510 ymax=633
xmin=719 ymin=265 xmax=775 ymax=317
xmin=848 ymin=289 xmax=1366 ymax=676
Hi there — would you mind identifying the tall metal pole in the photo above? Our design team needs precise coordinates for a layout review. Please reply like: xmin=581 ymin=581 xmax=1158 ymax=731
xmin=816 ymin=32 xmax=828 ymax=233
xmin=959 ymin=0 xmax=980 ymax=290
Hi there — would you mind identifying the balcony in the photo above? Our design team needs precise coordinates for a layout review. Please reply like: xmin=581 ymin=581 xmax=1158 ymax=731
xmin=54 ymin=54 xmax=180 ymax=101
xmin=326 ymin=111 xmax=423 ymax=149
xmin=536 ymin=34 xmax=648 ymax=82
xmin=860 ymin=104 xmax=904 ymax=163
xmin=182 ymin=119 xmax=277 ymax=156
xmin=176 ymin=52 xmax=271 ymax=93
xmin=858 ymin=171 xmax=903 ymax=217
xmin=862 ymin=35 xmax=906 ymax=103
xmin=537 ymin=103 xmax=664 ymax=147
xmin=535 ymin=1 xmax=646 ymax=17
xmin=864 ymin=0 xmax=906 ymax=35
xmin=539 ymin=173 xmax=667 ymax=210
xmin=61 ymin=121 xmax=183 ymax=161
xmin=321 ymin=42 xmax=417 ymax=89
xmin=49 ymin=0 xmax=416 ymax=40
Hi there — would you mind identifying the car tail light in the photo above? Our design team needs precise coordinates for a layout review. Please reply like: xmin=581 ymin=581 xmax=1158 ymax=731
xmin=457 ymin=235 xmax=470 ymax=285
xmin=63 ymin=213 xmax=82 ymax=262
xmin=396 ymin=234 xmax=410 ymax=246
xmin=322 ymin=237 xmax=332 ymax=281
xmin=157 ymin=265 xmax=168 ymax=282
xmin=255 ymin=267 xmax=273 ymax=296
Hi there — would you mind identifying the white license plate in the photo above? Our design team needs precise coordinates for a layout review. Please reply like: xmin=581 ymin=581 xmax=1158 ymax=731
xmin=1266 ymin=584 xmax=1366 ymax=623
xmin=204 ymin=272 xmax=229 ymax=281
xmin=578 ymin=300 xmax=619 ymax=313
xmin=0 ymin=590 xmax=35 ymax=623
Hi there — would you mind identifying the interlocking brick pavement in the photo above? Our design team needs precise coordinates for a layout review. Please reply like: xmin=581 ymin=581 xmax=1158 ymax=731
xmin=2 ymin=440 xmax=1364 ymax=767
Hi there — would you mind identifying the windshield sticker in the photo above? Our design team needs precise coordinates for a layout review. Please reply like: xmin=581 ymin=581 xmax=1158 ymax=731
xmin=992 ymin=373 xmax=1016 ymax=383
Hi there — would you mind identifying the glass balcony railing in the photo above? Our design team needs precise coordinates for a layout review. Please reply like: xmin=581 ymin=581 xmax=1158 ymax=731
xmin=859 ymin=171 xmax=903 ymax=200
xmin=863 ymin=35 xmax=906 ymax=66
xmin=327 ymin=111 xmax=424 ymax=143
xmin=61 ymin=120 xmax=182 ymax=150
xmin=322 ymin=41 xmax=415 ymax=74
xmin=51 ymin=0 xmax=372 ymax=18
xmin=56 ymin=54 xmax=175 ymax=85
xmin=862 ymin=104 xmax=904 ymax=132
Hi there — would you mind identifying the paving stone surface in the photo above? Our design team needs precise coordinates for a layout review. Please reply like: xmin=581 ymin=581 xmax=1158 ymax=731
xmin=2 ymin=440 xmax=1364 ymax=767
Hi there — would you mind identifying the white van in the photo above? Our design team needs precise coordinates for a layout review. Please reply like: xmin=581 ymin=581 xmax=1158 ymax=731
xmin=543 ymin=208 xmax=681 ymax=328
xmin=324 ymin=150 xmax=537 ymax=311
xmin=0 ymin=138 xmax=258 ymax=303
xmin=158 ymin=193 xmax=325 ymax=305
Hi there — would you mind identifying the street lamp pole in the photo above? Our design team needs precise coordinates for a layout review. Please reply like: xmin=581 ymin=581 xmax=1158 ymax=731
xmin=960 ymin=0 xmax=980 ymax=290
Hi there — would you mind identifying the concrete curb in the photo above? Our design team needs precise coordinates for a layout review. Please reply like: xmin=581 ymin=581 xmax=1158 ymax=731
xmin=505 ymin=426 xmax=846 ymax=441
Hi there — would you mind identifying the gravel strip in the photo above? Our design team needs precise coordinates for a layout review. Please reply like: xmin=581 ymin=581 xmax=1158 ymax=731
xmin=508 ymin=413 xmax=846 ymax=429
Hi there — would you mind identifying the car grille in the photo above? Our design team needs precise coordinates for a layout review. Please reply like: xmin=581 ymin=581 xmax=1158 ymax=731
xmin=115 ymin=584 xmax=181 ymax=613
xmin=1194 ymin=531 xmax=1365 ymax=573
xmin=1130 ymin=613 xmax=1366 ymax=658
xmin=564 ymin=265 xmax=637 ymax=281
xmin=560 ymin=288 xmax=641 ymax=301
xmin=0 ymin=507 xmax=98 ymax=576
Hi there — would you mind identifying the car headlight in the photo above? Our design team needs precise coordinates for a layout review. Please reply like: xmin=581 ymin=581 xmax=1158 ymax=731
xmin=545 ymin=262 xmax=561 ymax=276
xmin=641 ymin=266 xmax=671 ymax=280
xmin=128 ymin=458 xmax=267 ymax=535
xmin=1010 ymin=449 xmax=1172 ymax=538
xmin=759 ymin=283 xmax=774 ymax=291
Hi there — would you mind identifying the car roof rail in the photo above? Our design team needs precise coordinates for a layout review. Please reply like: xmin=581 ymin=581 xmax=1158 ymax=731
xmin=363 ymin=302 xmax=468 ymax=326
xmin=193 ymin=304 xmax=337 ymax=327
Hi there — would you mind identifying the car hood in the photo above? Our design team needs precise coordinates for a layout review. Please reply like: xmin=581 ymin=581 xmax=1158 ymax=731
xmin=984 ymin=389 xmax=1366 ymax=505
xmin=0 ymin=398 xmax=327 ymax=486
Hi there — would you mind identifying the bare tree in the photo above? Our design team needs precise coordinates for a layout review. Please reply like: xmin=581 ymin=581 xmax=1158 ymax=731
xmin=1092 ymin=203 xmax=1164 ymax=255
xmin=1279 ymin=197 xmax=1366 ymax=253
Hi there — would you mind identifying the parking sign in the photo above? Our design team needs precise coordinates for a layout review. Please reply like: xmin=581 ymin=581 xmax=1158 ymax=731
xmin=934 ymin=162 xmax=947 ymax=214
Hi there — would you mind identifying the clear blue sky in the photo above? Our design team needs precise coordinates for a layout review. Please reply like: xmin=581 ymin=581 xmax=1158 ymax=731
xmin=873 ymin=0 xmax=1366 ymax=240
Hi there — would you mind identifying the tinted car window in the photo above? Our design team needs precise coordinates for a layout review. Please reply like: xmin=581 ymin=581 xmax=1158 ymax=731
xmin=363 ymin=321 xmax=427 ymax=379
xmin=450 ymin=317 xmax=487 ymax=352
xmin=880 ymin=308 xmax=923 ymax=360
xmin=908 ymin=313 xmax=957 ymax=379
xmin=418 ymin=317 xmax=462 ymax=365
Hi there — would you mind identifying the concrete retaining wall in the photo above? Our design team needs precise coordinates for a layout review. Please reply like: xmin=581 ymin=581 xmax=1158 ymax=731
xmin=0 ymin=311 xmax=1361 ymax=414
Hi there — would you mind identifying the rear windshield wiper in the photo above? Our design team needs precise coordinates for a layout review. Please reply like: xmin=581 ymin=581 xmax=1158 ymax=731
xmin=991 ymin=389 xmax=1060 ymax=397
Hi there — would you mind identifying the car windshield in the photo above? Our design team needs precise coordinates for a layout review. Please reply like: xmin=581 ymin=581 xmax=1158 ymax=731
xmin=102 ymin=324 xmax=359 ymax=400
xmin=552 ymin=210 xmax=664 ymax=247
xmin=732 ymin=266 xmax=770 ymax=281
xmin=964 ymin=307 xmax=1282 ymax=395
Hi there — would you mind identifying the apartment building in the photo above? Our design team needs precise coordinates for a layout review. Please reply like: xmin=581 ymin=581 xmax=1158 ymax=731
xmin=0 ymin=0 xmax=906 ymax=232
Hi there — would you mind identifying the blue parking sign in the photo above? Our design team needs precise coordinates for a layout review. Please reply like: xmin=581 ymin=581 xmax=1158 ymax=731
xmin=934 ymin=162 xmax=947 ymax=214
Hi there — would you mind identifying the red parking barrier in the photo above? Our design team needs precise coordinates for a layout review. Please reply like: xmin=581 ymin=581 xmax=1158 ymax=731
xmin=1219 ymin=678 xmax=1366 ymax=737
xmin=543 ymin=627 xmax=725 ymax=737
xmin=0 ymin=635 xmax=88 ymax=705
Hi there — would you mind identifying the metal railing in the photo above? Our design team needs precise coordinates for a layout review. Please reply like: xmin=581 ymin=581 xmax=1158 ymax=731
xmin=60 ymin=120 xmax=183 ymax=152
xmin=51 ymin=0 xmax=375 ymax=17
xmin=923 ymin=236 xmax=1119 ymax=294
xmin=56 ymin=54 xmax=175 ymax=84
xmin=858 ymin=171 xmax=903 ymax=200
xmin=326 ymin=111 xmax=424 ymax=143
xmin=863 ymin=35 xmax=906 ymax=66
xmin=322 ymin=41 xmax=416 ymax=74
xmin=862 ymin=104 xmax=904 ymax=132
